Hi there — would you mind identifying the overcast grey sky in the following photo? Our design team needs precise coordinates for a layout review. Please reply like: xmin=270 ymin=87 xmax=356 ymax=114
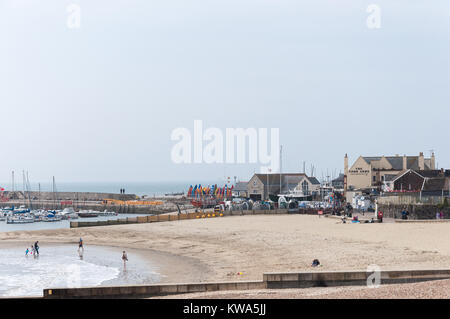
xmin=1 ymin=0 xmax=449 ymax=184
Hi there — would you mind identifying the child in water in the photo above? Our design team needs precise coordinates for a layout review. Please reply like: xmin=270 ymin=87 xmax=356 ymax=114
xmin=122 ymin=251 xmax=128 ymax=270
xmin=25 ymin=248 xmax=29 ymax=256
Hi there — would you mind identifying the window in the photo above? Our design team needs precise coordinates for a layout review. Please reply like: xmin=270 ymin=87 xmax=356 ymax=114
xmin=302 ymin=180 xmax=309 ymax=195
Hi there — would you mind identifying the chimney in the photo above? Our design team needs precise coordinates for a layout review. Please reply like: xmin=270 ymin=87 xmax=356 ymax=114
xmin=403 ymin=155 xmax=407 ymax=170
xmin=431 ymin=152 xmax=436 ymax=170
xmin=344 ymin=154 xmax=349 ymax=176
xmin=418 ymin=152 xmax=425 ymax=170
xmin=344 ymin=154 xmax=349 ymax=192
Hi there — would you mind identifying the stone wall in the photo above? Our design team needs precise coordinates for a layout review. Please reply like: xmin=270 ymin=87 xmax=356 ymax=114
xmin=378 ymin=194 xmax=449 ymax=205
xmin=379 ymin=204 xmax=449 ymax=220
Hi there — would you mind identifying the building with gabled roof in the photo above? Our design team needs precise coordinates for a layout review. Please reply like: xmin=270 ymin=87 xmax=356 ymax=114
xmin=344 ymin=152 xmax=436 ymax=193
xmin=232 ymin=181 xmax=249 ymax=198
xmin=293 ymin=176 xmax=321 ymax=197
xmin=391 ymin=169 xmax=450 ymax=194
xmin=247 ymin=173 xmax=307 ymax=200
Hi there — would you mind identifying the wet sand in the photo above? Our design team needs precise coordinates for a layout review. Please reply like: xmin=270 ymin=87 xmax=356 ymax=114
xmin=1 ymin=214 xmax=449 ymax=285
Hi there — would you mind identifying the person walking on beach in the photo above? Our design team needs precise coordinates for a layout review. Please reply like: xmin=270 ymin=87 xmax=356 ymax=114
xmin=377 ymin=211 xmax=383 ymax=223
xmin=25 ymin=248 xmax=29 ymax=256
xmin=122 ymin=251 xmax=128 ymax=271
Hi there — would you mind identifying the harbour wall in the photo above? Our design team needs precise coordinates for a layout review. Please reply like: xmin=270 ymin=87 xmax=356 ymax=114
xmin=43 ymin=268 xmax=450 ymax=298
xmin=0 ymin=201 xmax=174 ymax=215
xmin=3 ymin=191 xmax=136 ymax=201
xmin=0 ymin=193 xmax=192 ymax=214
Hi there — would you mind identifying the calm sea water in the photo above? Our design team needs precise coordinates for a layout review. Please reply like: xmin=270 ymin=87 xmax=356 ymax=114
xmin=0 ymin=245 xmax=160 ymax=297
xmin=0 ymin=214 xmax=148 ymax=233
xmin=1 ymin=181 xmax=223 ymax=196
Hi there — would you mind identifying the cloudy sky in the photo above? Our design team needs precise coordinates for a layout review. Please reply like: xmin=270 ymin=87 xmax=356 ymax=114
xmin=0 ymin=0 xmax=449 ymax=184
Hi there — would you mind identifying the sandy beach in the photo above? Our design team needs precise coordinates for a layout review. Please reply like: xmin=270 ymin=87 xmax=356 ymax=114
xmin=1 ymin=214 xmax=449 ymax=288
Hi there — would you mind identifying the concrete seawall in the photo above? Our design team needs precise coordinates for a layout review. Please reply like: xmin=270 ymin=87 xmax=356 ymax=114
xmin=43 ymin=268 xmax=450 ymax=298
xmin=264 ymin=269 xmax=450 ymax=289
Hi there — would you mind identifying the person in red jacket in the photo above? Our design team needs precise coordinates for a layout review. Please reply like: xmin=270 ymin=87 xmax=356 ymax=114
xmin=377 ymin=211 xmax=383 ymax=223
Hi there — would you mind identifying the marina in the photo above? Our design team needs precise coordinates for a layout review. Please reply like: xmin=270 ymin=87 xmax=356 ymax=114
xmin=0 ymin=210 xmax=149 ymax=232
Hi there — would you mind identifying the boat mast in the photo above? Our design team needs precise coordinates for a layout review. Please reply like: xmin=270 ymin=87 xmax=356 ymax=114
xmin=52 ymin=176 xmax=57 ymax=210
xmin=22 ymin=171 xmax=26 ymax=206
xmin=279 ymin=145 xmax=282 ymax=195
xmin=26 ymin=171 xmax=33 ymax=210
xmin=11 ymin=170 xmax=14 ymax=195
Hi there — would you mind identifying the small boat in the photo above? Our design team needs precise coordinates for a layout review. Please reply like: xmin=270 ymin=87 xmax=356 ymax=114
xmin=98 ymin=210 xmax=117 ymax=217
xmin=78 ymin=210 xmax=99 ymax=218
xmin=41 ymin=213 xmax=63 ymax=222
xmin=7 ymin=215 xmax=35 ymax=224
xmin=60 ymin=207 xmax=79 ymax=220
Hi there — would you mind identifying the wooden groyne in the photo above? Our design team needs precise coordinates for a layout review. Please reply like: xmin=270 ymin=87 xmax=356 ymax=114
xmin=69 ymin=208 xmax=331 ymax=228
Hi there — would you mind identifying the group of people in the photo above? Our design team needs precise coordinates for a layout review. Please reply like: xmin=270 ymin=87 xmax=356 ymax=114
xmin=25 ymin=241 xmax=40 ymax=257
xmin=436 ymin=211 xmax=445 ymax=219
xmin=24 ymin=238 xmax=129 ymax=270
xmin=78 ymin=237 xmax=128 ymax=268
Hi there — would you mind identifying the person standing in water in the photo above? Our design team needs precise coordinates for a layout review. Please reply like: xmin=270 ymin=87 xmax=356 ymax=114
xmin=34 ymin=241 xmax=39 ymax=255
xmin=78 ymin=238 xmax=84 ymax=251
xmin=122 ymin=251 xmax=128 ymax=271
xmin=78 ymin=238 xmax=84 ymax=258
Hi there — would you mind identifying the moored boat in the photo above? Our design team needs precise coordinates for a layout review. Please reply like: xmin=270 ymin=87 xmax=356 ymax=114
xmin=6 ymin=215 xmax=35 ymax=224
xmin=78 ymin=210 xmax=99 ymax=218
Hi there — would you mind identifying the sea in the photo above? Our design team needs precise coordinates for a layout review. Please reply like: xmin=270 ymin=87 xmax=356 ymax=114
xmin=0 ymin=214 xmax=148 ymax=232
xmin=0 ymin=181 xmax=223 ymax=297
xmin=1 ymin=181 xmax=223 ymax=197
xmin=0 ymin=245 xmax=161 ymax=297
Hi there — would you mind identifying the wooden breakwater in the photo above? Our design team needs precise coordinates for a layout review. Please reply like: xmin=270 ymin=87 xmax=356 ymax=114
xmin=70 ymin=208 xmax=327 ymax=228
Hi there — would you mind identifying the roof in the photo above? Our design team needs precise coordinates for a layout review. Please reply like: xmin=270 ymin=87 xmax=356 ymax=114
xmin=254 ymin=173 xmax=306 ymax=185
xmin=362 ymin=155 xmax=432 ymax=170
xmin=422 ymin=178 xmax=447 ymax=191
xmin=392 ymin=169 xmax=425 ymax=182
xmin=332 ymin=173 xmax=345 ymax=182
xmin=306 ymin=177 xmax=321 ymax=185
xmin=384 ymin=174 xmax=398 ymax=182
xmin=416 ymin=170 xmax=450 ymax=178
